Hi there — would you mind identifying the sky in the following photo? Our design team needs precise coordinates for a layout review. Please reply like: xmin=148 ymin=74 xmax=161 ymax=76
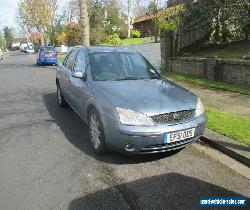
xmin=0 ymin=0 xmax=19 ymax=28
xmin=0 ymin=0 xmax=69 ymax=29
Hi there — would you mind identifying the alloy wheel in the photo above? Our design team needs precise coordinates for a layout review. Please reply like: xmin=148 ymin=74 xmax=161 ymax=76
xmin=89 ymin=114 xmax=101 ymax=149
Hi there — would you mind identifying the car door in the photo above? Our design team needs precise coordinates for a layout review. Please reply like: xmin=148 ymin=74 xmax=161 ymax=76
xmin=69 ymin=50 xmax=90 ymax=119
xmin=60 ymin=50 xmax=78 ymax=103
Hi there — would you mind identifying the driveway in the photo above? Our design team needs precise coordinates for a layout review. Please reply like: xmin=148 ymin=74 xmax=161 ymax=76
xmin=0 ymin=52 xmax=249 ymax=210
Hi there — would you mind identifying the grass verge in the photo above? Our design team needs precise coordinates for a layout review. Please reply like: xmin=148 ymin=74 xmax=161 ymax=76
xmin=57 ymin=56 xmax=65 ymax=63
xmin=183 ymin=40 xmax=250 ymax=60
xmin=119 ymin=38 xmax=145 ymax=45
xmin=161 ymin=71 xmax=250 ymax=95
xmin=206 ymin=107 xmax=250 ymax=146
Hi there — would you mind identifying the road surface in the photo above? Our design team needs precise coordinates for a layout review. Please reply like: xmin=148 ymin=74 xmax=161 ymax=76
xmin=0 ymin=52 xmax=249 ymax=210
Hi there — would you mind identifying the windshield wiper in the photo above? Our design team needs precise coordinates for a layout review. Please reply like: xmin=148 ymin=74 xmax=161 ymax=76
xmin=151 ymin=75 xmax=161 ymax=79
xmin=116 ymin=76 xmax=145 ymax=81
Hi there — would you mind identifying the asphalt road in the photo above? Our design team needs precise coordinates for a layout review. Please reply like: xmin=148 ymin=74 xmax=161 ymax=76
xmin=0 ymin=52 xmax=249 ymax=210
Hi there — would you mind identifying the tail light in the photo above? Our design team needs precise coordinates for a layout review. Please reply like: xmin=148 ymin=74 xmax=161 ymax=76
xmin=52 ymin=53 xmax=57 ymax=57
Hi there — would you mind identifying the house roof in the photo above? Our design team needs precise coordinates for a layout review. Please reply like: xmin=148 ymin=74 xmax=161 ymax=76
xmin=134 ymin=7 xmax=171 ymax=23
xmin=134 ymin=4 xmax=184 ymax=24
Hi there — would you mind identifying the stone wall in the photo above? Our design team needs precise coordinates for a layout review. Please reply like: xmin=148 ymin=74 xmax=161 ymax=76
xmin=122 ymin=43 xmax=161 ymax=69
xmin=166 ymin=57 xmax=250 ymax=86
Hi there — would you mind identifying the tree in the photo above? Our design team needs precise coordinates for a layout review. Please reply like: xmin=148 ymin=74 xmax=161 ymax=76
xmin=242 ymin=0 xmax=250 ymax=40
xmin=79 ymin=0 xmax=90 ymax=46
xmin=65 ymin=23 xmax=82 ymax=46
xmin=146 ymin=0 xmax=160 ymax=42
xmin=0 ymin=31 xmax=6 ymax=50
xmin=127 ymin=0 xmax=132 ymax=38
xmin=146 ymin=0 xmax=166 ymax=42
xmin=62 ymin=0 xmax=79 ymax=23
xmin=3 ymin=27 xmax=14 ymax=50
xmin=47 ymin=0 xmax=58 ymax=45
xmin=18 ymin=0 xmax=58 ymax=44
xmin=134 ymin=0 xmax=148 ymax=18
xmin=182 ymin=0 xmax=250 ymax=43
xmin=167 ymin=0 xmax=187 ymax=7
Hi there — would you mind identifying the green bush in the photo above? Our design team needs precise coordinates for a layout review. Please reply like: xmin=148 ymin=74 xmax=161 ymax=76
xmin=107 ymin=33 xmax=121 ymax=45
xmin=90 ymin=28 xmax=108 ymax=45
xmin=131 ymin=29 xmax=141 ymax=38
xmin=118 ymin=26 xmax=128 ymax=39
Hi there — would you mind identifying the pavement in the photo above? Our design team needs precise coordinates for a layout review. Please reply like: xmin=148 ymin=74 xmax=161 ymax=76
xmin=0 ymin=52 xmax=249 ymax=210
xmin=169 ymin=78 xmax=250 ymax=167
xmin=169 ymin=78 xmax=250 ymax=119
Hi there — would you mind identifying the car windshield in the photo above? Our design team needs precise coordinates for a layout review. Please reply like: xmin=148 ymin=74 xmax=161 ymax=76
xmin=90 ymin=52 xmax=160 ymax=81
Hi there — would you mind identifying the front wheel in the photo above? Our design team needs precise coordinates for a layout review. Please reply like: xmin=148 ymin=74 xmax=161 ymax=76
xmin=57 ymin=84 xmax=68 ymax=107
xmin=88 ymin=110 xmax=108 ymax=155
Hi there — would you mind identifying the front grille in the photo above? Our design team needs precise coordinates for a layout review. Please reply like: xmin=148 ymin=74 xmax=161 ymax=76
xmin=150 ymin=110 xmax=195 ymax=124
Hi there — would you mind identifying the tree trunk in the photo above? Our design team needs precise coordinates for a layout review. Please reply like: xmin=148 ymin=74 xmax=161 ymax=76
xmin=79 ymin=0 xmax=90 ymax=46
xmin=127 ymin=0 xmax=132 ymax=38
xmin=154 ymin=0 xmax=158 ymax=43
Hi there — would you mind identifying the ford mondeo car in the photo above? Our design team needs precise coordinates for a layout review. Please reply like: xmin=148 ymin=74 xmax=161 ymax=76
xmin=56 ymin=46 xmax=206 ymax=155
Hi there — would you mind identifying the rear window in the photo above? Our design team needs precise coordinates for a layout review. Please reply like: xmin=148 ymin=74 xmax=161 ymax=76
xmin=42 ymin=47 xmax=55 ymax=53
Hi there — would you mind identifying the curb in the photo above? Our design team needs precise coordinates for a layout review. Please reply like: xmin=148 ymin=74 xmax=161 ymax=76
xmin=200 ymin=136 xmax=250 ymax=168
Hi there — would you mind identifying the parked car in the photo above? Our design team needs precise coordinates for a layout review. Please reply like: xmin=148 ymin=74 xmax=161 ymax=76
xmin=26 ymin=45 xmax=34 ymax=53
xmin=37 ymin=46 xmax=57 ymax=65
xmin=56 ymin=46 xmax=206 ymax=155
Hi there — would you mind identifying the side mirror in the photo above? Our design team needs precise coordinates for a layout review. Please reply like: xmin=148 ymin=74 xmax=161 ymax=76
xmin=72 ymin=71 xmax=87 ymax=80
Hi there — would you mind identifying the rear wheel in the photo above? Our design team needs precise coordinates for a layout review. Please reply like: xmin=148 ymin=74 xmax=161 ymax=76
xmin=88 ymin=110 xmax=108 ymax=155
xmin=57 ymin=84 xmax=68 ymax=107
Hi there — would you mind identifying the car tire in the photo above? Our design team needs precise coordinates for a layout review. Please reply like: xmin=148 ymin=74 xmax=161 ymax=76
xmin=88 ymin=110 xmax=108 ymax=155
xmin=57 ymin=84 xmax=68 ymax=107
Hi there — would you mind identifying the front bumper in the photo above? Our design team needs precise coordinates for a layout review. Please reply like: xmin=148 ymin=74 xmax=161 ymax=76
xmin=103 ymin=113 xmax=206 ymax=155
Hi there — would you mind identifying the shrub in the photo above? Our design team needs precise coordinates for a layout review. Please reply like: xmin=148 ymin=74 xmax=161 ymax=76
xmin=131 ymin=29 xmax=141 ymax=38
xmin=107 ymin=33 xmax=121 ymax=45
xmin=118 ymin=26 xmax=128 ymax=39
xmin=90 ymin=29 xmax=108 ymax=45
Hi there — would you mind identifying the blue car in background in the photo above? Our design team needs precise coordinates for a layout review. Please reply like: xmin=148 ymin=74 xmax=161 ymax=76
xmin=37 ymin=46 xmax=57 ymax=65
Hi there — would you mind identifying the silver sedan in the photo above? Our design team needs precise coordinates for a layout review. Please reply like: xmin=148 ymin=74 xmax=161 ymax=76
xmin=56 ymin=46 xmax=206 ymax=155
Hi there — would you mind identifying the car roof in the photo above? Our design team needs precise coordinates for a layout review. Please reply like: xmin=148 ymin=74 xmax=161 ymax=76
xmin=40 ymin=46 xmax=55 ymax=49
xmin=74 ymin=46 xmax=135 ymax=54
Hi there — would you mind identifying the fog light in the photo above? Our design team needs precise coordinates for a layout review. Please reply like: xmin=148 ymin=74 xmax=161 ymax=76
xmin=124 ymin=143 xmax=135 ymax=152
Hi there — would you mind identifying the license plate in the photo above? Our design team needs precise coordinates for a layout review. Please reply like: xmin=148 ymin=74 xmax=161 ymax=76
xmin=163 ymin=128 xmax=195 ymax=144
xmin=46 ymin=54 xmax=52 ymax=57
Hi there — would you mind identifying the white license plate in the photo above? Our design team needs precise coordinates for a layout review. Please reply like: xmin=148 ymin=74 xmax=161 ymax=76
xmin=163 ymin=128 xmax=195 ymax=144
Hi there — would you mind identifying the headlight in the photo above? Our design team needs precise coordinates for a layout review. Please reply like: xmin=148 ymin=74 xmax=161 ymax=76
xmin=195 ymin=98 xmax=205 ymax=117
xmin=116 ymin=107 xmax=155 ymax=126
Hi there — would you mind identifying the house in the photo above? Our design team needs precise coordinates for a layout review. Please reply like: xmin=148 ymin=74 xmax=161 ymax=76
xmin=133 ymin=1 xmax=187 ymax=37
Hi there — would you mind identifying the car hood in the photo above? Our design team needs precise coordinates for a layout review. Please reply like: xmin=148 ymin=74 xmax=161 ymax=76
xmin=92 ymin=79 xmax=197 ymax=116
